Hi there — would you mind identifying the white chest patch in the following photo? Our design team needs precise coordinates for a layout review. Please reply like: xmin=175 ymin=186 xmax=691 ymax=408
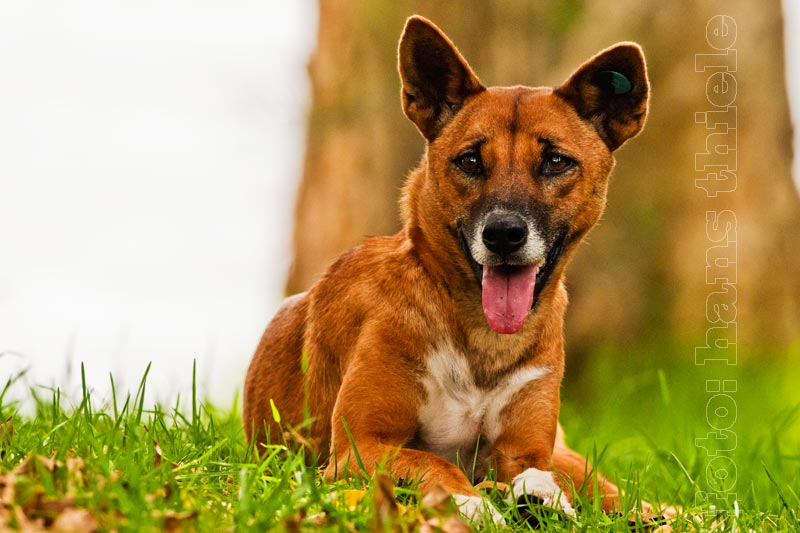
xmin=416 ymin=345 xmax=549 ymax=470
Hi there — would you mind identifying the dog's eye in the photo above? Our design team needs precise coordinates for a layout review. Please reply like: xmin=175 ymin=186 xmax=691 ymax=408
xmin=454 ymin=152 xmax=484 ymax=176
xmin=541 ymin=153 xmax=575 ymax=175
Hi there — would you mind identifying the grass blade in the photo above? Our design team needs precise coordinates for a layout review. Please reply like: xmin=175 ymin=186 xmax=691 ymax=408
xmin=340 ymin=417 xmax=367 ymax=477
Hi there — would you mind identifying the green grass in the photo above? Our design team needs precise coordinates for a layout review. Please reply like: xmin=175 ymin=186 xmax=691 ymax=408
xmin=1 ymin=348 xmax=799 ymax=532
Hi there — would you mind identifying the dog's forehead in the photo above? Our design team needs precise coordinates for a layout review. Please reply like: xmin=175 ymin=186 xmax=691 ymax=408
xmin=449 ymin=86 xmax=590 ymax=147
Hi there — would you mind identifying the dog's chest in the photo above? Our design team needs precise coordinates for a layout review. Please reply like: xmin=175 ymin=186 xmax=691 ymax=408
xmin=415 ymin=345 xmax=549 ymax=469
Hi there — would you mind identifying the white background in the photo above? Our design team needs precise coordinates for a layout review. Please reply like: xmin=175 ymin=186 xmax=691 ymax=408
xmin=0 ymin=1 xmax=316 ymax=408
xmin=1 ymin=2 xmax=798 ymax=410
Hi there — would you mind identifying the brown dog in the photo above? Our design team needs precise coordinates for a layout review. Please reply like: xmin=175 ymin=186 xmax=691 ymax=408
xmin=244 ymin=16 xmax=649 ymax=524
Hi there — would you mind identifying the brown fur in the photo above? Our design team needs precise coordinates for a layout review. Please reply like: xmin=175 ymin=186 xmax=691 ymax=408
xmin=244 ymin=15 xmax=649 ymax=515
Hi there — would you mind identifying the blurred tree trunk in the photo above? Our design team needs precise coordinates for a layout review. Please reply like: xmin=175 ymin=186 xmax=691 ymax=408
xmin=287 ymin=0 xmax=800 ymax=356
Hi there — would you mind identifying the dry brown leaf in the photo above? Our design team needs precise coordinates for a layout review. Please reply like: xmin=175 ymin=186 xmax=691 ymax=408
xmin=51 ymin=508 xmax=98 ymax=532
xmin=371 ymin=473 xmax=399 ymax=531
xmin=0 ymin=473 xmax=15 ymax=529
xmin=12 ymin=453 xmax=87 ymax=498
xmin=473 ymin=480 xmax=510 ymax=494
xmin=14 ymin=504 xmax=41 ymax=531
xmin=33 ymin=495 xmax=76 ymax=517
xmin=304 ymin=511 xmax=331 ymax=526
xmin=24 ymin=495 xmax=85 ymax=528
xmin=636 ymin=505 xmax=755 ymax=533
xmin=160 ymin=510 xmax=198 ymax=532
xmin=13 ymin=454 xmax=57 ymax=478
xmin=0 ymin=473 xmax=15 ymax=506
xmin=420 ymin=485 xmax=454 ymax=515
xmin=419 ymin=514 xmax=471 ymax=533
xmin=37 ymin=455 xmax=57 ymax=474
xmin=11 ymin=455 xmax=30 ymax=477
xmin=1 ymin=452 xmax=99 ymax=532
xmin=0 ymin=417 xmax=13 ymax=460
xmin=65 ymin=457 xmax=85 ymax=492
xmin=418 ymin=485 xmax=470 ymax=533
xmin=153 ymin=440 xmax=163 ymax=469
xmin=283 ymin=514 xmax=301 ymax=533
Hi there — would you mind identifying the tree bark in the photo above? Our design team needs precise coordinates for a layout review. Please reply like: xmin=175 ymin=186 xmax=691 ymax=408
xmin=287 ymin=0 xmax=800 ymax=356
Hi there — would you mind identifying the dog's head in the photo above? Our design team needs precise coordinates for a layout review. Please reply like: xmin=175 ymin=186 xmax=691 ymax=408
xmin=398 ymin=16 xmax=649 ymax=334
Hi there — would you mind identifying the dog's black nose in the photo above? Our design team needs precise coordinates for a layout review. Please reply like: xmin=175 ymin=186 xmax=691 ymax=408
xmin=482 ymin=213 xmax=529 ymax=256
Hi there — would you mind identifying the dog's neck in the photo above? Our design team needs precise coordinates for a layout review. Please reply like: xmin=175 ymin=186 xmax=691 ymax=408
xmin=401 ymin=163 xmax=570 ymax=382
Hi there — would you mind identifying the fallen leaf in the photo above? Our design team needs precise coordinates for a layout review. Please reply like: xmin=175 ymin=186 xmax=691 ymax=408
xmin=372 ymin=473 xmax=399 ymax=531
xmin=473 ymin=480 xmax=510 ymax=494
xmin=23 ymin=494 xmax=80 ymax=527
xmin=34 ymin=495 xmax=76 ymax=516
xmin=51 ymin=508 xmax=98 ymax=532
xmin=419 ymin=514 xmax=471 ymax=533
xmin=14 ymin=504 xmax=41 ymax=530
xmin=13 ymin=454 xmax=56 ymax=479
xmin=0 ymin=417 xmax=13 ymax=459
xmin=12 ymin=453 xmax=87 ymax=498
xmin=418 ymin=485 xmax=470 ymax=533
xmin=0 ymin=472 xmax=15 ymax=506
xmin=160 ymin=509 xmax=198 ymax=532
xmin=153 ymin=440 xmax=163 ymax=468
xmin=65 ymin=456 xmax=85 ymax=492
xmin=304 ymin=511 xmax=331 ymax=526
xmin=0 ymin=472 xmax=15 ymax=528
xmin=420 ymin=485 xmax=454 ymax=515
xmin=1 ymin=452 xmax=101 ymax=532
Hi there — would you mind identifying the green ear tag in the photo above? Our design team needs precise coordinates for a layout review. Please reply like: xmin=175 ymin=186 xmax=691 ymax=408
xmin=594 ymin=70 xmax=632 ymax=94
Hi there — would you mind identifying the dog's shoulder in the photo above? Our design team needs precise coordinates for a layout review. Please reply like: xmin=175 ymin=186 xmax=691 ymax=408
xmin=306 ymin=232 xmax=450 ymax=351
xmin=312 ymin=233 xmax=427 ymax=300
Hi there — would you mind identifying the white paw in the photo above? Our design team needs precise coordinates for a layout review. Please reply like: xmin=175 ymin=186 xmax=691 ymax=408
xmin=453 ymin=494 xmax=506 ymax=526
xmin=509 ymin=468 xmax=576 ymax=518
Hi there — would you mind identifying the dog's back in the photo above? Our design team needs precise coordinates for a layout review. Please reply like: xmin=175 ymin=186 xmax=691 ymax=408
xmin=243 ymin=290 xmax=308 ymax=449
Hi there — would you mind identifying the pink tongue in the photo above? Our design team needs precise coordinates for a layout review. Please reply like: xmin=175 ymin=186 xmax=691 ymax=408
xmin=481 ymin=264 xmax=539 ymax=334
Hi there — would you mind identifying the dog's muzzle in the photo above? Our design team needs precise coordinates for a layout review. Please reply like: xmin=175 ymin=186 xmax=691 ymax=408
xmin=458 ymin=213 xmax=568 ymax=333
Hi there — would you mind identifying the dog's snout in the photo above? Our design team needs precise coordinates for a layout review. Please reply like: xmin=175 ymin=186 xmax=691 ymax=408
xmin=482 ymin=213 xmax=529 ymax=256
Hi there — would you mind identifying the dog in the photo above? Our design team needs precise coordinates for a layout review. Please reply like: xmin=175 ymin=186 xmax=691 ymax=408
xmin=244 ymin=15 xmax=649 ymax=524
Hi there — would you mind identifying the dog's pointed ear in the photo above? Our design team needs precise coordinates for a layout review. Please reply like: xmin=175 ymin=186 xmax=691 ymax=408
xmin=556 ymin=43 xmax=649 ymax=151
xmin=398 ymin=16 xmax=485 ymax=141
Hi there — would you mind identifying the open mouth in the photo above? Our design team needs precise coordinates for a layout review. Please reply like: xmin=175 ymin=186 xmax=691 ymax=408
xmin=459 ymin=229 xmax=568 ymax=334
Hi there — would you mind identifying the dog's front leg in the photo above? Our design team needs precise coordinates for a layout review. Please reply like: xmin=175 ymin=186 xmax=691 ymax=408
xmin=490 ymin=374 xmax=576 ymax=517
xmin=323 ymin=352 xmax=505 ymax=525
